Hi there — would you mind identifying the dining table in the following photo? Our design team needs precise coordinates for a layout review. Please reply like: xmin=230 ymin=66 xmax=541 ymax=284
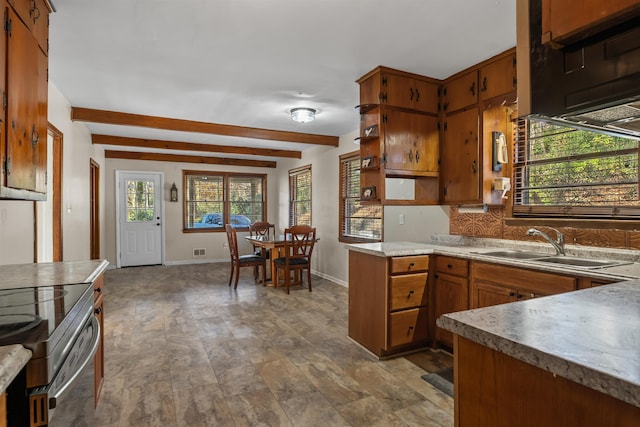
xmin=244 ymin=234 xmax=318 ymax=286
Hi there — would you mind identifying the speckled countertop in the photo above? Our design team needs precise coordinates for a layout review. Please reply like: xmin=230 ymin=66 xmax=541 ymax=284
xmin=347 ymin=235 xmax=640 ymax=280
xmin=0 ymin=345 xmax=31 ymax=393
xmin=0 ymin=260 xmax=109 ymax=393
xmin=0 ymin=259 xmax=109 ymax=290
xmin=437 ymin=281 xmax=640 ymax=408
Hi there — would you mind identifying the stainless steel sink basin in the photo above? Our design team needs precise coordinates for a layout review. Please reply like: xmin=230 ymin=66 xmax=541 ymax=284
xmin=475 ymin=250 xmax=629 ymax=269
xmin=533 ymin=256 xmax=626 ymax=269
xmin=474 ymin=250 xmax=547 ymax=260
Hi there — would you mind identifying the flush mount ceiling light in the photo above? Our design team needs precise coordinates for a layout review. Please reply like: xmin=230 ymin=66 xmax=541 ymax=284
xmin=290 ymin=108 xmax=316 ymax=123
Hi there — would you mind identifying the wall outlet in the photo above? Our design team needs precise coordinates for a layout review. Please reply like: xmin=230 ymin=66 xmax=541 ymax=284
xmin=222 ymin=242 xmax=228 ymax=248
xmin=399 ymin=213 xmax=405 ymax=225
xmin=193 ymin=248 xmax=206 ymax=257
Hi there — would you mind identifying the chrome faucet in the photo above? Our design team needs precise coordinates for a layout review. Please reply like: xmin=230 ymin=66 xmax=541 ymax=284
xmin=526 ymin=227 xmax=565 ymax=256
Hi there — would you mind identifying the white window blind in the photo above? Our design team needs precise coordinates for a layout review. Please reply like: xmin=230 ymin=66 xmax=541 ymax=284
xmin=289 ymin=165 xmax=312 ymax=226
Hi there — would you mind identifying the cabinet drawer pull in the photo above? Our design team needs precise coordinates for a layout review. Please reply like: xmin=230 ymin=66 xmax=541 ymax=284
xmin=481 ymin=76 xmax=487 ymax=92
xmin=509 ymin=291 xmax=515 ymax=297
xmin=409 ymin=262 xmax=415 ymax=268
xmin=415 ymin=89 xmax=420 ymax=102
xmin=408 ymin=325 xmax=414 ymax=331
xmin=94 ymin=306 xmax=102 ymax=315
xmin=408 ymin=290 xmax=414 ymax=297
xmin=470 ymin=81 xmax=476 ymax=96
xmin=447 ymin=264 xmax=452 ymax=269
xmin=94 ymin=287 xmax=102 ymax=293
xmin=409 ymin=87 xmax=414 ymax=101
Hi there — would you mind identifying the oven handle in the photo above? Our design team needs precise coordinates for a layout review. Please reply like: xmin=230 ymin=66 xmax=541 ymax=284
xmin=49 ymin=315 xmax=100 ymax=407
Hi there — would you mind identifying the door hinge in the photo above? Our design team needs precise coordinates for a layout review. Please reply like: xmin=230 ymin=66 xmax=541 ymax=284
xmin=45 ymin=171 xmax=47 ymax=185
xmin=382 ymin=77 xmax=387 ymax=86
xmin=4 ymin=14 xmax=10 ymax=35
xmin=382 ymin=114 xmax=387 ymax=123
xmin=381 ymin=153 xmax=386 ymax=164
xmin=3 ymin=157 xmax=10 ymax=175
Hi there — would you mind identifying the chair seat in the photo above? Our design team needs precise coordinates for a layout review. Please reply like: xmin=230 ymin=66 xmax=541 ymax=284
xmin=239 ymin=254 xmax=265 ymax=263
xmin=274 ymin=256 xmax=308 ymax=266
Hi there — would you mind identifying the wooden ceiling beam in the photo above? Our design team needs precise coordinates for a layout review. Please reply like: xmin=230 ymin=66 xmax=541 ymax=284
xmin=105 ymin=150 xmax=277 ymax=168
xmin=92 ymin=134 xmax=301 ymax=159
xmin=72 ymin=107 xmax=339 ymax=146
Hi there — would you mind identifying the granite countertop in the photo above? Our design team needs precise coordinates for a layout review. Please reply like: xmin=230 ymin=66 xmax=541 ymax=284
xmin=346 ymin=236 xmax=640 ymax=280
xmin=0 ymin=259 xmax=109 ymax=290
xmin=437 ymin=281 xmax=640 ymax=408
xmin=0 ymin=345 xmax=31 ymax=393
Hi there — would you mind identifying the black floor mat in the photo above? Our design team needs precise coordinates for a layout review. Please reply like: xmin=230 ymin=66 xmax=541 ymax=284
xmin=421 ymin=367 xmax=454 ymax=397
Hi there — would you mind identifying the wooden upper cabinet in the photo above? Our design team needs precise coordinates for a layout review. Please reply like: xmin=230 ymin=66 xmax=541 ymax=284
xmin=8 ymin=0 xmax=48 ymax=54
xmin=442 ymin=70 xmax=477 ymax=113
xmin=479 ymin=52 xmax=517 ymax=101
xmin=440 ymin=107 xmax=480 ymax=204
xmin=358 ymin=67 xmax=439 ymax=114
xmin=384 ymin=110 xmax=439 ymax=176
xmin=541 ymin=0 xmax=640 ymax=47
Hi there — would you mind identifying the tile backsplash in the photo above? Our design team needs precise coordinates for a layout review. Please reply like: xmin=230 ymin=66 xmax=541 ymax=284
xmin=449 ymin=206 xmax=640 ymax=250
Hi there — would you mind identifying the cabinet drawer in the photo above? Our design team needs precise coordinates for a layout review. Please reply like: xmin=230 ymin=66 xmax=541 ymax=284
xmin=472 ymin=262 xmax=576 ymax=295
xmin=390 ymin=256 xmax=429 ymax=274
xmin=435 ymin=256 xmax=469 ymax=277
xmin=389 ymin=273 xmax=428 ymax=311
xmin=389 ymin=307 xmax=428 ymax=348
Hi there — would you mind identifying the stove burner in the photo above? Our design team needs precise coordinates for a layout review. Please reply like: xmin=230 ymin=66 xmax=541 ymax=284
xmin=0 ymin=314 xmax=42 ymax=339
xmin=0 ymin=288 xmax=67 ymax=308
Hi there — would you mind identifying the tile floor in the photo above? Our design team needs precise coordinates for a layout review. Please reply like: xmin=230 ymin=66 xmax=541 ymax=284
xmin=91 ymin=263 xmax=453 ymax=426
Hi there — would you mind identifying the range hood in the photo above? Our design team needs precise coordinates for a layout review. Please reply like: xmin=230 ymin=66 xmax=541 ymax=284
xmin=517 ymin=0 xmax=640 ymax=138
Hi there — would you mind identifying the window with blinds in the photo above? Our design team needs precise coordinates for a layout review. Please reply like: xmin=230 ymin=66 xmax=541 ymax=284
xmin=289 ymin=165 xmax=312 ymax=226
xmin=339 ymin=152 xmax=382 ymax=242
xmin=513 ymin=118 xmax=640 ymax=218
xmin=184 ymin=171 xmax=266 ymax=231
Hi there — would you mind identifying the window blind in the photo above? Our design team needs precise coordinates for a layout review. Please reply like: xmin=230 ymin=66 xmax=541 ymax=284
xmin=289 ymin=165 xmax=312 ymax=226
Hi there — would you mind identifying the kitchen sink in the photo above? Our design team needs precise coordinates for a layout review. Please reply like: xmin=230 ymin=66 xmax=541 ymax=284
xmin=474 ymin=250 xmax=629 ymax=269
xmin=533 ymin=256 xmax=627 ymax=269
xmin=474 ymin=250 xmax=547 ymax=260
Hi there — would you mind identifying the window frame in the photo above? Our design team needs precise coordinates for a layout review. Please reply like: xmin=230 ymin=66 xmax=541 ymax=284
xmin=339 ymin=151 xmax=383 ymax=243
xmin=182 ymin=170 xmax=267 ymax=233
xmin=289 ymin=164 xmax=312 ymax=226
xmin=511 ymin=118 xmax=640 ymax=221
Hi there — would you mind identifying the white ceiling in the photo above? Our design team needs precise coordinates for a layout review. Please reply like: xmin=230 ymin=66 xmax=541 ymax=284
xmin=48 ymin=0 xmax=517 ymax=162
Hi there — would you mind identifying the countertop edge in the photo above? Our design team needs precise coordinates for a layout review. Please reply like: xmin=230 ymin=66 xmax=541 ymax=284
xmin=0 ymin=345 xmax=31 ymax=394
xmin=437 ymin=284 xmax=640 ymax=408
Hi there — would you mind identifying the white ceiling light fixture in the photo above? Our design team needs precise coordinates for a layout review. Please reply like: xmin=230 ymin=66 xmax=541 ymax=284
xmin=290 ymin=107 xmax=316 ymax=123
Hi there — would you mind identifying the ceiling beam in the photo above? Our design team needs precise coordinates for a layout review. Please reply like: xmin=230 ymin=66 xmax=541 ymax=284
xmin=72 ymin=107 xmax=339 ymax=146
xmin=92 ymin=134 xmax=302 ymax=159
xmin=105 ymin=150 xmax=277 ymax=168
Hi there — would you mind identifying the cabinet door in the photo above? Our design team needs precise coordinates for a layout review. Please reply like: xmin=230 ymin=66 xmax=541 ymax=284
xmin=411 ymin=79 xmax=439 ymax=114
xmin=541 ymin=0 xmax=640 ymax=47
xmin=434 ymin=272 xmax=469 ymax=349
xmin=441 ymin=107 xmax=480 ymax=204
xmin=479 ymin=53 xmax=517 ymax=101
xmin=472 ymin=280 xmax=517 ymax=308
xmin=383 ymin=109 xmax=414 ymax=171
xmin=442 ymin=70 xmax=478 ymax=113
xmin=384 ymin=110 xmax=439 ymax=175
xmin=383 ymin=73 xmax=414 ymax=109
xmin=6 ymin=9 xmax=40 ymax=192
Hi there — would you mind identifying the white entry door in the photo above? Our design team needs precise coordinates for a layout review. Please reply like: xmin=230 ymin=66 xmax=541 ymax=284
xmin=117 ymin=171 xmax=163 ymax=267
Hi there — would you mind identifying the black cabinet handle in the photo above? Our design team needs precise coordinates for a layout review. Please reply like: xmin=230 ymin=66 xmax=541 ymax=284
xmin=415 ymin=89 xmax=420 ymax=102
xmin=470 ymin=81 xmax=476 ymax=96
xmin=481 ymin=76 xmax=487 ymax=92
xmin=408 ymin=290 xmax=414 ymax=296
xmin=408 ymin=326 xmax=414 ymax=331
xmin=94 ymin=287 xmax=102 ymax=293
xmin=94 ymin=307 xmax=102 ymax=315
xmin=447 ymin=264 xmax=452 ymax=269
xmin=509 ymin=291 xmax=515 ymax=297
xmin=409 ymin=87 xmax=414 ymax=101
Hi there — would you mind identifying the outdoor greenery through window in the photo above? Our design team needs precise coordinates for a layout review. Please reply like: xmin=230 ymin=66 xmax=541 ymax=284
xmin=126 ymin=179 xmax=155 ymax=222
xmin=183 ymin=171 xmax=265 ymax=231
xmin=339 ymin=152 xmax=382 ymax=242
xmin=289 ymin=165 xmax=311 ymax=226
xmin=513 ymin=118 xmax=640 ymax=218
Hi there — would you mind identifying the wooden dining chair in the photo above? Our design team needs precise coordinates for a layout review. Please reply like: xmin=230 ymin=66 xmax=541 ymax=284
xmin=225 ymin=224 xmax=266 ymax=289
xmin=249 ymin=221 xmax=276 ymax=281
xmin=273 ymin=225 xmax=316 ymax=294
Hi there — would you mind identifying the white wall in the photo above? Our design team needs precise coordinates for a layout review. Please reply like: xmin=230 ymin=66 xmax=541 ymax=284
xmin=384 ymin=205 xmax=450 ymax=242
xmin=0 ymin=83 xmax=105 ymax=265
xmin=104 ymin=159 xmax=279 ymax=266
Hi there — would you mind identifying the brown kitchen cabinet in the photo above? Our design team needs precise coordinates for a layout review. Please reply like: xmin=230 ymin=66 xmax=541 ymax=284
xmin=1 ymin=0 xmax=50 ymax=200
xmin=470 ymin=261 xmax=577 ymax=309
xmin=478 ymin=52 xmax=517 ymax=102
xmin=440 ymin=107 xmax=480 ymax=204
xmin=348 ymin=250 xmax=430 ymax=358
xmin=433 ymin=256 xmax=469 ymax=349
xmin=442 ymin=70 xmax=477 ymax=113
xmin=93 ymin=274 xmax=105 ymax=407
xmin=384 ymin=109 xmax=439 ymax=177
xmin=541 ymin=0 xmax=640 ymax=48
xmin=358 ymin=66 xmax=439 ymax=114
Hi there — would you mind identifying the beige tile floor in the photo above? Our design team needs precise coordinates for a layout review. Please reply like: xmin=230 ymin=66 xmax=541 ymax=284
xmin=92 ymin=263 xmax=453 ymax=426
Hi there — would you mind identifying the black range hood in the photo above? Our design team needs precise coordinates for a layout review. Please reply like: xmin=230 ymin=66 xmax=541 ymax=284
xmin=517 ymin=0 xmax=640 ymax=138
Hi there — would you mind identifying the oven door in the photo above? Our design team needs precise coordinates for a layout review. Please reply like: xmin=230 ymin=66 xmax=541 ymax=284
xmin=29 ymin=314 xmax=100 ymax=427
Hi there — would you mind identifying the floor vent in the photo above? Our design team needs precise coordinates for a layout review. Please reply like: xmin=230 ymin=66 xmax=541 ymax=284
xmin=193 ymin=248 xmax=206 ymax=257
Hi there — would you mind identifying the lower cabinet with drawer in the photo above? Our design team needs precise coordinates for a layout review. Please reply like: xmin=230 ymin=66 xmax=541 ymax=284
xmin=348 ymin=250 xmax=430 ymax=358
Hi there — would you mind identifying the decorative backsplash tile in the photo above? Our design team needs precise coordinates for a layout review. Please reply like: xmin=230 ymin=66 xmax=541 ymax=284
xmin=450 ymin=206 xmax=640 ymax=250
